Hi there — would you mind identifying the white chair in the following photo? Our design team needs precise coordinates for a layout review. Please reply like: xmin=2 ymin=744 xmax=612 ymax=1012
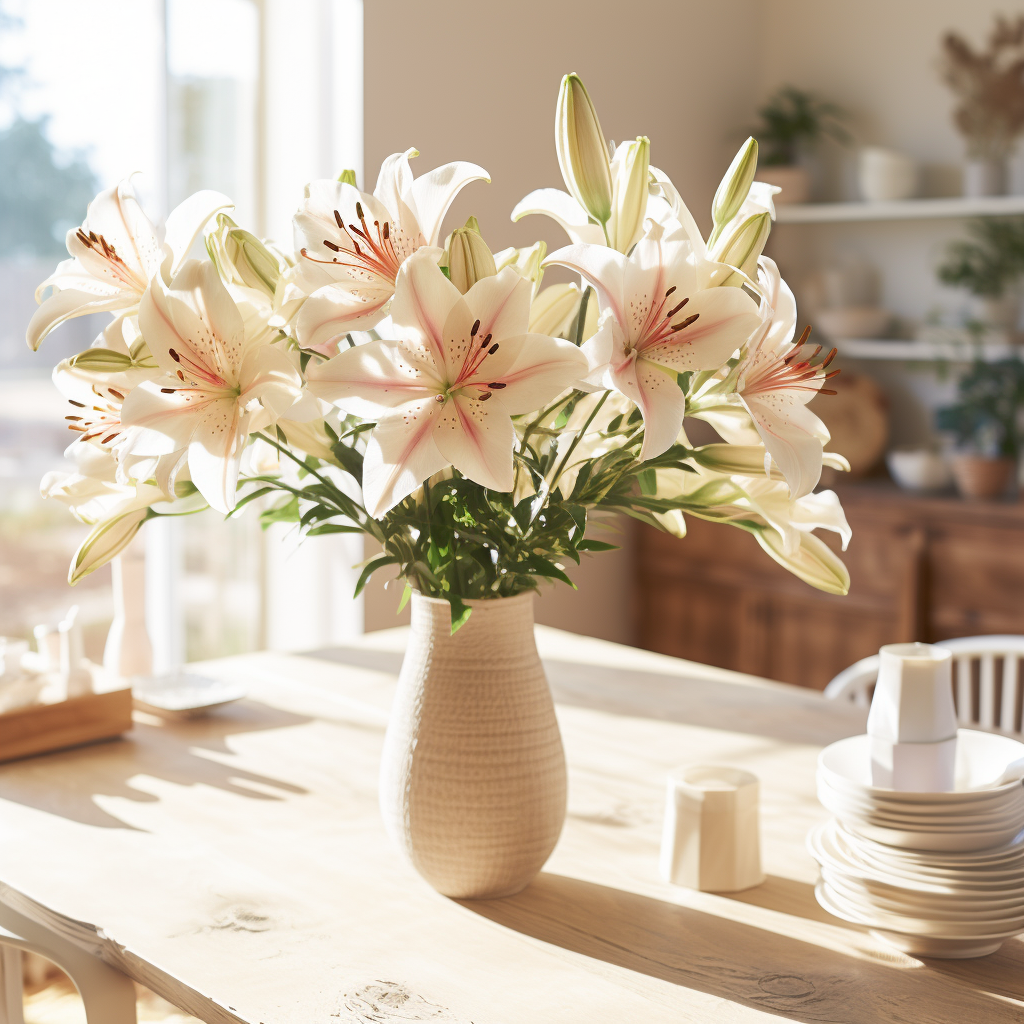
xmin=823 ymin=636 xmax=1024 ymax=737
xmin=0 ymin=901 xmax=136 ymax=1024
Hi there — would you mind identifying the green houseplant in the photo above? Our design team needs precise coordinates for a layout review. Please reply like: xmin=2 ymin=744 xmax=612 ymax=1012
xmin=937 ymin=216 xmax=1024 ymax=329
xmin=937 ymin=357 xmax=1024 ymax=498
xmin=751 ymin=86 xmax=849 ymax=204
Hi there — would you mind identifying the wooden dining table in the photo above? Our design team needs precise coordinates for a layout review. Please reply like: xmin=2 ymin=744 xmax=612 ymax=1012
xmin=0 ymin=625 xmax=1021 ymax=1023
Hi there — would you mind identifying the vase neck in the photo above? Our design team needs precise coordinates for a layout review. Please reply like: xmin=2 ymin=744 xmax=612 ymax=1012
xmin=409 ymin=592 xmax=535 ymax=641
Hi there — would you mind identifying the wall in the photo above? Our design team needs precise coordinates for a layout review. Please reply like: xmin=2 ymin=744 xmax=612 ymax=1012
xmin=359 ymin=0 xmax=764 ymax=639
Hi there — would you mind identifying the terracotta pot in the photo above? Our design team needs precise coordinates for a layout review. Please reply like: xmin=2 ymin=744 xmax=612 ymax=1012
xmin=949 ymin=455 xmax=1015 ymax=500
xmin=756 ymin=164 xmax=810 ymax=205
xmin=379 ymin=592 xmax=566 ymax=899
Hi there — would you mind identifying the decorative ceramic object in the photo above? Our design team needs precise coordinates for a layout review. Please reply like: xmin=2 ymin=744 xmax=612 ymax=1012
xmin=858 ymin=147 xmax=918 ymax=202
xmin=949 ymin=454 xmax=1015 ymax=499
xmin=963 ymin=158 xmax=1008 ymax=198
xmin=754 ymin=164 xmax=810 ymax=205
xmin=103 ymin=545 xmax=153 ymax=680
xmin=867 ymin=643 xmax=957 ymax=792
xmin=379 ymin=592 xmax=566 ymax=899
xmin=660 ymin=765 xmax=764 ymax=892
xmin=815 ymin=306 xmax=891 ymax=341
xmin=886 ymin=450 xmax=951 ymax=493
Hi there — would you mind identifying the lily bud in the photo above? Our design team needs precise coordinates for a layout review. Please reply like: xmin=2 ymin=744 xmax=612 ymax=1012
xmin=608 ymin=136 xmax=650 ymax=253
xmin=206 ymin=213 xmax=282 ymax=297
xmin=442 ymin=217 xmax=496 ymax=294
xmin=337 ymin=169 xmax=357 ymax=186
xmin=495 ymin=241 xmax=547 ymax=295
xmin=528 ymin=282 xmax=581 ymax=337
xmin=555 ymin=73 xmax=613 ymax=226
xmin=711 ymin=211 xmax=771 ymax=280
xmin=711 ymin=138 xmax=758 ymax=240
xmin=755 ymin=527 xmax=850 ymax=596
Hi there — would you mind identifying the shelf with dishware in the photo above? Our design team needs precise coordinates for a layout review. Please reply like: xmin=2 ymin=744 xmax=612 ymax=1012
xmin=775 ymin=194 xmax=1024 ymax=225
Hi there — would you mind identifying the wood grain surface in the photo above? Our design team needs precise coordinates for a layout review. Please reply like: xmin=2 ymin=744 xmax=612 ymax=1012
xmin=0 ymin=626 xmax=1019 ymax=1023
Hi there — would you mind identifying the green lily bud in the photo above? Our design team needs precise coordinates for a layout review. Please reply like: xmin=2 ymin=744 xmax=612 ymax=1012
xmin=337 ymin=169 xmax=357 ymax=186
xmin=442 ymin=217 xmax=496 ymax=294
xmin=555 ymin=73 xmax=613 ymax=226
xmin=711 ymin=137 xmax=758 ymax=242
xmin=495 ymin=240 xmax=547 ymax=295
xmin=609 ymin=136 xmax=650 ymax=252
xmin=206 ymin=213 xmax=282 ymax=297
xmin=711 ymin=211 xmax=771 ymax=280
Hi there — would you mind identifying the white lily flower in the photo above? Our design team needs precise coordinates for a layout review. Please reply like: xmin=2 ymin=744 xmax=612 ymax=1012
xmin=306 ymin=251 xmax=589 ymax=517
xmin=733 ymin=257 xmax=838 ymax=498
xmin=546 ymin=220 xmax=762 ymax=460
xmin=120 ymin=260 xmax=307 ymax=514
xmin=27 ymin=179 xmax=232 ymax=350
xmin=292 ymin=149 xmax=489 ymax=351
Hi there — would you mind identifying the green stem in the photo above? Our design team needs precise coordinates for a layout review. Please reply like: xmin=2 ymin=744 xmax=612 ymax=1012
xmin=575 ymin=286 xmax=592 ymax=346
xmin=546 ymin=390 xmax=609 ymax=504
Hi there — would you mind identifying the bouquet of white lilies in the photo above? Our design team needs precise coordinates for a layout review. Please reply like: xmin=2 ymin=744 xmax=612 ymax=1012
xmin=31 ymin=73 xmax=851 ymax=629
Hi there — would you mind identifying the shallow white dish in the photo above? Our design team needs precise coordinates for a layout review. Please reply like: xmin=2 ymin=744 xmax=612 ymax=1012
xmin=132 ymin=671 xmax=247 ymax=718
xmin=828 ymin=827 xmax=1024 ymax=889
xmin=815 ymin=882 xmax=1014 ymax=958
xmin=845 ymin=819 xmax=1022 ymax=852
xmin=837 ymin=821 xmax=1024 ymax=868
xmin=886 ymin=449 xmax=951 ymax=494
xmin=819 ymin=730 xmax=1024 ymax=801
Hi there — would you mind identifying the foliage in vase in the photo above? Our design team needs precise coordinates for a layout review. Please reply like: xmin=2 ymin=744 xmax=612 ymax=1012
xmin=937 ymin=358 xmax=1024 ymax=459
xmin=941 ymin=16 xmax=1024 ymax=162
xmin=31 ymin=72 xmax=852 ymax=628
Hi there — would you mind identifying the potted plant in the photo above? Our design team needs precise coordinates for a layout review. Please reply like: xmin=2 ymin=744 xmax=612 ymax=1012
xmin=936 ymin=216 xmax=1024 ymax=330
xmin=940 ymin=16 xmax=1024 ymax=197
xmin=937 ymin=357 xmax=1024 ymax=499
xmin=751 ymin=86 xmax=849 ymax=204
xmin=29 ymin=73 xmax=853 ymax=900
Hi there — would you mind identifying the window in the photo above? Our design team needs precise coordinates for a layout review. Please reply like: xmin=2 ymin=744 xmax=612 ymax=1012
xmin=0 ymin=0 xmax=364 ymax=665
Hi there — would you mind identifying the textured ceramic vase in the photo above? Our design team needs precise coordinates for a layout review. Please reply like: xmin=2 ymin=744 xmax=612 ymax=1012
xmin=379 ymin=592 xmax=567 ymax=899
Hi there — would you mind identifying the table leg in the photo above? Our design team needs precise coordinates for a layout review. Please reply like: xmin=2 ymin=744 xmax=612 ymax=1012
xmin=0 ymin=903 xmax=136 ymax=1024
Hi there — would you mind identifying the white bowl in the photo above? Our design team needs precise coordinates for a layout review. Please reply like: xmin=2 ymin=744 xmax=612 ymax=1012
xmin=886 ymin=450 xmax=951 ymax=493
xmin=816 ymin=306 xmax=891 ymax=341
xmin=818 ymin=730 xmax=1024 ymax=800
xmin=820 ymin=868 xmax=1024 ymax=915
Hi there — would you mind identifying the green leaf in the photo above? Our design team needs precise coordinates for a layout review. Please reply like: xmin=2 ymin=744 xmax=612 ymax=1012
xmin=578 ymin=538 xmax=618 ymax=551
xmin=260 ymin=496 xmax=300 ymax=527
xmin=397 ymin=584 xmax=413 ymax=613
xmin=306 ymin=523 xmax=363 ymax=536
xmin=354 ymin=554 xmax=399 ymax=597
xmin=448 ymin=595 xmax=472 ymax=634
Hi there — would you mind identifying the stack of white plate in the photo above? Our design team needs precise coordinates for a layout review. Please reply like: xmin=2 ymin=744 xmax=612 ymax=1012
xmin=809 ymin=729 xmax=1024 ymax=957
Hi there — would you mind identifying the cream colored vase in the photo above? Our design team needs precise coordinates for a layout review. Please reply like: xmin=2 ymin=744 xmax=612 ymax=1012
xmin=379 ymin=592 xmax=567 ymax=899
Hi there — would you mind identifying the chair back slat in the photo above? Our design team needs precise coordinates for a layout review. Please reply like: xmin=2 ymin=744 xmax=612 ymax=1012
xmin=978 ymin=653 xmax=997 ymax=729
xmin=955 ymin=655 xmax=973 ymax=725
xmin=1002 ymin=656 xmax=1021 ymax=734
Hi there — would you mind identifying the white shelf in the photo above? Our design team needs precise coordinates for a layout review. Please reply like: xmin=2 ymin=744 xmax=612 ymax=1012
xmin=835 ymin=338 xmax=1017 ymax=361
xmin=775 ymin=194 xmax=1024 ymax=225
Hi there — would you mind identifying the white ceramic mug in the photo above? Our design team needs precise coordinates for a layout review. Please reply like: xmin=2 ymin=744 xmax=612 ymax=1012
xmin=660 ymin=765 xmax=764 ymax=892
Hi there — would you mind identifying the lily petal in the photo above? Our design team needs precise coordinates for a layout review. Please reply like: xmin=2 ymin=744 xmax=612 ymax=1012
xmin=388 ymin=250 xmax=464 ymax=367
xmin=612 ymin=357 xmax=686 ymax=461
xmin=188 ymin=400 xmax=247 ymax=513
xmin=294 ymin=282 xmax=393 ymax=352
xmin=362 ymin=397 xmax=447 ymax=517
xmin=165 ymin=189 xmax=234 ymax=270
xmin=433 ymin=392 xmax=514 ymax=492
xmin=409 ymin=161 xmax=490 ymax=247
xmin=545 ymin=243 xmax=629 ymax=328
xmin=511 ymin=188 xmax=604 ymax=246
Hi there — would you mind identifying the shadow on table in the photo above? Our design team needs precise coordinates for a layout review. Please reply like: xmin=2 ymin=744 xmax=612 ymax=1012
xmin=0 ymin=699 xmax=311 ymax=830
xmin=458 ymin=873 xmax=1023 ymax=1018
xmin=305 ymin=646 xmax=866 ymax=746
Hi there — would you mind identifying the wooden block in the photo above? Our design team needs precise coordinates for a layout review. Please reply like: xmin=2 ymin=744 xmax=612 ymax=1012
xmin=0 ymin=689 xmax=132 ymax=764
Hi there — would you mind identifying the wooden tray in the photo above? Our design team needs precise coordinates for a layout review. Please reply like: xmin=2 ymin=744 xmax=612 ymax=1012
xmin=0 ymin=688 xmax=133 ymax=764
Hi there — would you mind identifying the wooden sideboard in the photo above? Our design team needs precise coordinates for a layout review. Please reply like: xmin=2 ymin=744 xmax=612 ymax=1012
xmin=636 ymin=482 xmax=1024 ymax=690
